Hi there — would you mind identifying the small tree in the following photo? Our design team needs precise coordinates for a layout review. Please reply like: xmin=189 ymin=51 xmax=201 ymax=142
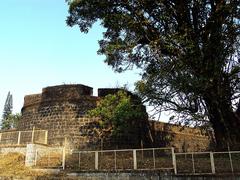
xmin=1 ymin=92 xmax=13 ymax=130
xmin=2 ymin=113 xmax=21 ymax=130
xmin=88 ymin=90 xmax=147 ymax=137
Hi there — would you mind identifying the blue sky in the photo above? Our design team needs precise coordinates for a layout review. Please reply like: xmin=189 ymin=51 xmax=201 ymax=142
xmin=0 ymin=0 xmax=141 ymax=113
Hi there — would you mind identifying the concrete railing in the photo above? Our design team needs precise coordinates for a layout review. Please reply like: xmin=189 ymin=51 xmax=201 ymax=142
xmin=11 ymin=144 xmax=239 ymax=175
xmin=0 ymin=128 xmax=48 ymax=146
xmin=60 ymin=148 xmax=240 ymax=175
xmin=65 ymin=147 xmax=175 ymax=172
xmin=175 ymin=151 xmax=240 ymax=175
xmin=34 ymin=146 xmax=63 ymax=168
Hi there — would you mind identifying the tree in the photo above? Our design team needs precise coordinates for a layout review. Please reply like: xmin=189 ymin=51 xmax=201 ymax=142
xmin=1 ymin=113 xmax=21 ymax=130
xmin=87 ymin=90 xmax=151 ymax=146
xmin=1 ymin=92 xmax=13 ymax=130
xmin=66 ymin=0 xmax=240 ymax=148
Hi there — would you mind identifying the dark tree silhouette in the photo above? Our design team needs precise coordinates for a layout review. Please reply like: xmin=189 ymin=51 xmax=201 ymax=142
xmin=66 ymin=0 xmax=240 ymax=148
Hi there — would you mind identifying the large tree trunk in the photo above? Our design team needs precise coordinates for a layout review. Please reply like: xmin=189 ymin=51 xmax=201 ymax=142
xmin=204 ymin=93 xmax=240 ymax=150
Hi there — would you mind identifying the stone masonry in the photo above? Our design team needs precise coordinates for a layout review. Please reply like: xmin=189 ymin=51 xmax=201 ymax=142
xmin=18 ymin=85 xmax=149 ymax=149
xmin=18 ymin=84 xmax=212 ymax=151
xmin=18 ymin=85 xmax=99 ymax=148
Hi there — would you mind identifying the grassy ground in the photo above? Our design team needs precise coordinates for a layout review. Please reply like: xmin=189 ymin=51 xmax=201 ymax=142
xmin=0 ymin=153 xmax=45 ymax=177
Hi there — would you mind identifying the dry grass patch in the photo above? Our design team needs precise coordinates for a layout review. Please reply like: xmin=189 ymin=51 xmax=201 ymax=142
xmin=36 ymin=152 xmax=62 ymax=168
xmin=0 ymin=153 xmax=45 ymax=177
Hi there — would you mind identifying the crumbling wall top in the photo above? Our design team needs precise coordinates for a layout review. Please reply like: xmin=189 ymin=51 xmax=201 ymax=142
xmin=23 ymin=94 xmax=42 ymax=107
xmin=23 ymin=84 xmax=95 ymax=108
xmin=23 ymin=84 xmax=140 ymax=109
xmin=42 ymin=84 xmax=93 ymax=99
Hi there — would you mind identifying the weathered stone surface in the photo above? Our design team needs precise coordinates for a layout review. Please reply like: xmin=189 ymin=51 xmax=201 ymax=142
xmin=19 ymin=85 xmax=99 ymax=149
xmin=18 ymin=84 xmax=212 ymax=151
xmin=18 ymin=85 xmax=144 ymax=149
xmin=149 ymin=121 xmax=212 ymax=152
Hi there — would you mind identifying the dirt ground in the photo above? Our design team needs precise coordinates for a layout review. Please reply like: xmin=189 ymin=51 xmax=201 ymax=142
xmin=0 ymin=153 xmax=44 ymax=177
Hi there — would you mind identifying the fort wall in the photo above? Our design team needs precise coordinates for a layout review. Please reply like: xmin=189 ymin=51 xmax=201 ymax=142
xmin=150 ymin=121 xmax=212 ymax=152
xmin=18 ymin=84 xmax=212 ymax=151
xmin=18 ymin=85 xmax=99 ymax=148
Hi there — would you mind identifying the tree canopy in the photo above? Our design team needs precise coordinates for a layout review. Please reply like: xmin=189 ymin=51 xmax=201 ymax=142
xmin=1 ymin=92 xmax=13 ymax=130
xmin=87 ymin=90 xmax=148 ymax=138
xmin=67 ymin=0 xmax=240 ymax=148
xmin=1 ymin=92 xmax=20 ymax=130
xmin=1 ymin=113 xmax=21 ymax=130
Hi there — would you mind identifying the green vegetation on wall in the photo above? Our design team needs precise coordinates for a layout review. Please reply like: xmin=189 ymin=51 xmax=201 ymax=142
xmin=88 ymin=90 xmax=147 ymax=138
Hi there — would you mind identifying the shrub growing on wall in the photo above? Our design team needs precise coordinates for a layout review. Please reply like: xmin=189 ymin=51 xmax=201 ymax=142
xmin=88 ymin=90 xmax=148 ymax=140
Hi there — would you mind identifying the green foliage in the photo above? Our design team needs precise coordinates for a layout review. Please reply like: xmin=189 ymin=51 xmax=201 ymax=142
xmin=1 ymin=113 xmax=21 ymax=130
xmin=88 ymin=91 xmax=145 ymax=137
xmin=66 ymin=0 xmax=240 ymax=146
xmin=2 ymin=92 xmax=12 ymax=120
xmin=1 ymin=92 xmax=13 ymax=130
xmin=1 ymin=92 xmax=21 ymax=130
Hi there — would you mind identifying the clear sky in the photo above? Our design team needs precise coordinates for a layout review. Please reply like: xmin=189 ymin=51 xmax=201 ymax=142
xmin=0 ymin=0 xmax=141 ymax=113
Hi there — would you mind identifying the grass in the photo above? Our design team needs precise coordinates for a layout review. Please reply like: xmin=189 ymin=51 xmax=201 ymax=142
xmin=36 ymin=152 xmax=62 ymax=168
xmin=0 ymin=153 xmax=45 ymax=177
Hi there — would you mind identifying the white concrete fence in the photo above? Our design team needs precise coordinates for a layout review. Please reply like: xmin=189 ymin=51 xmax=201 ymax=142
xmin=175 ymin=151 xmax=240 ymax=174
xmin=0 ymin=128 xmax=48 ymax=146
xmin=1 ymin=142 xmax=240 ymax=175
xmin=34 ymin=146 xmax=64 ymax=168
xmin=33 ymin=146 xmax=240 ymax=175
xmin=67 ymin=147 xmax=175 ymax=172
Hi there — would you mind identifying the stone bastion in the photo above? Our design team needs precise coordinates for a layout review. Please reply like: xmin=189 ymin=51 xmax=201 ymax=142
xmin=18 ymin=84 xmax=212 ymax=151
xmin=18 ymin=84 xmax=150 ymax=149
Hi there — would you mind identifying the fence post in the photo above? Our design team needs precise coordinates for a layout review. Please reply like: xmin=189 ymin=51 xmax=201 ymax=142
xmin=191 ymin=153 xmax=195 ymax=174
xmin=153 ymin=148 xmax=156 ymax=169
xmin=133 ymin=150 xmax=137 ymax=170
xmin=44 ymin=131 xmax=48 ymax=144
xmin=31 ymin=126 xmax=35 ymax=143
xmin=228 ymin=151 xmax=234 ymax=174
xmin=17 ymin=131 xmax=21 ymax=145
xmin=95 ymin=151 xmax=99 ymax=170
xmin=171 ymin=147 xmax=177 ymax=174
xmin=0 ymin=133 xmax=2 ymax=143
xmin=62 ymin=137 xmax=66 ymax=170
xmin=114 ymin=150 xmax=117 ymax=170
xmin=210 ymin=152 xmax=215 ymax=174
